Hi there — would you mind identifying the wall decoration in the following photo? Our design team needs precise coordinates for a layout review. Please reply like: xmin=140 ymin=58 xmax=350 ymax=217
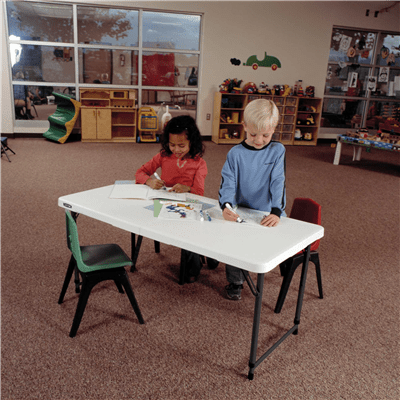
xmin=378 ymin=67 xmax=389 ymax=82
xmin=367 ymin=76 xmax=377 ymax=91
xmin=242 ymin=52 xmax=281 ymax=70
xmin=230 ymin=58 xmax=241 ymax=66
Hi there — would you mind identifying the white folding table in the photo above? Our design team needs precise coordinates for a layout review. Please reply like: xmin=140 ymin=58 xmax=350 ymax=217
xmin=58 ymin=185 xmax=324 ymax=380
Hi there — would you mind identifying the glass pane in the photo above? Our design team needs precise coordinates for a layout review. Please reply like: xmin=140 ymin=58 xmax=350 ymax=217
xmin=376 ymin=33 xmax=400 ymax=67
xmin=143 ymin=12 xmax=200 ymax=51
xmin=77 ymin=6 xmax=138 ymax=47
xmin=11 ymin=44 xmax=75 ymax=83
xmin=328 ymin=28 xmax=376 ymax=65
xmin=78 ymin=49 xmax=138 ymax=85
xmin=371 ymin=67 xmax=400 ymax=98
xmin=325 ymin=64 xmax=370 ymax=97
xmin=321 ymin=98 xmax=366 ymax=129
xmin=141 ymin=90 xmax=197 ymax=129
xmin=7 ymin=1 xmax=73 ymax=42
xmin=13 ymin=84 xmax=75 ymax=121
xmin=142 ymin=52 xmax=198 ymax=87
xmin=366 ymin=100 xmax=400 ymax=130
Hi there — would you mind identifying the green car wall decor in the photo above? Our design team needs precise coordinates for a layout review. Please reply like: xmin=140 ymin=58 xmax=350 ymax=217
xmin=243 ymin=52 xmax=281 ymax=70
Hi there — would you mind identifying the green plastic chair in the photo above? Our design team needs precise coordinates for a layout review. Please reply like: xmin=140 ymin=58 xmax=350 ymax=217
xmin=58 ymin=210 xmax=144 ymax=337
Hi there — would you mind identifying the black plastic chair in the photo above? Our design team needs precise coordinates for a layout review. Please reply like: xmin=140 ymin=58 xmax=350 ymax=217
xmin=274 ymin=198 xmax=323 ymax=313
xmin=1 ymin=137 xmax=15 ymax=162
xmin=58 ymin=210 xmax=144 ymax=337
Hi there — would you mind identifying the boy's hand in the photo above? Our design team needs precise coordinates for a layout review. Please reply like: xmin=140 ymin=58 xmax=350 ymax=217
xmin=146 ymin=178 xmax=165 ymax=190
xmin=169 ymin=183 xmax=190 ymax=193
xmin=261 ymin=214 xmax=280 ymax=227
xmin=223 ymin=207 xmax=240 ymax=222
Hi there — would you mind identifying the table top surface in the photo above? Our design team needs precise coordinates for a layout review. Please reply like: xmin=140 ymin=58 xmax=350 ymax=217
xmin=58 ymin=185 xmax=324 ymax=274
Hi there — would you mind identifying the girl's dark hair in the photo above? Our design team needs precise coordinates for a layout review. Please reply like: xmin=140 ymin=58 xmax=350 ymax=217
xmin=160 ymin=115 xmax=205 ymax=158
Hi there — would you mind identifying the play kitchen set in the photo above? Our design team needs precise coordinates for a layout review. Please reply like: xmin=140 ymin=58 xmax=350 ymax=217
xmin=80 ymin=89 xmax=178 ymax=143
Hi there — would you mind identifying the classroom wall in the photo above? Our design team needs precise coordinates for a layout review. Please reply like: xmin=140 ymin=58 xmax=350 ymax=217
xmin=1 ymin=1 xmax=399 ymax=137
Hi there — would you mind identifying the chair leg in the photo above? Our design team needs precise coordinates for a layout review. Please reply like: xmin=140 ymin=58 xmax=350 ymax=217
xmin=119 ymin=271 xmax=145 ymax=324
xmin=179 ymin=248 xmax=187 ymax=285
xmin=130 ymin=234 xmax=143 ymax=272
xmin=1 ymin=143 xmax=11 ymax=162
xmin=69 ymin=277 xmax=95 ymax=337
xmin=311 ymin=253 xmax=323 ymax=299
xmin=114 ymin=280 xmax=125 ymax=294
xmin=58 ymin=255 xmax=77 ymax=304
xmin=274 ymin=258 xmax=301 ymax=314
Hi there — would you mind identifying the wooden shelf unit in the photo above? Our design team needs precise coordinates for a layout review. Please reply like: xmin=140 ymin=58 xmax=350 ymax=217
xmin=294 ymin=97 xmax=323 ymax=146
xmin=80 ymin=89 xmax=137 ymax=142
xmin=212 ymin=92 xmax=322 ymax=145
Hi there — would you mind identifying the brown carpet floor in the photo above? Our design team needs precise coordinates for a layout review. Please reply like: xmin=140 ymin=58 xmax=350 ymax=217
xmin=1 ymin=137 xmax=399 ymax=399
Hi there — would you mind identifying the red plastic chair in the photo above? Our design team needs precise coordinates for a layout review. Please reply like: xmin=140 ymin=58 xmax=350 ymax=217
xmin=274 ymin=198 xmax=323 ymax=313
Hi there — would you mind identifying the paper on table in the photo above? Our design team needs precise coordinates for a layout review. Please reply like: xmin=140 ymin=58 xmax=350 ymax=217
xmin=157 ymin=201 xmax=203 ymax=220
xmin=109 ymin=181 xmax=186 ymax=201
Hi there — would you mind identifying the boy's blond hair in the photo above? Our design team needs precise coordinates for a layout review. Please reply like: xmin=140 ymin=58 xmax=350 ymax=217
xmin=243 ymin=99 xmax=279 ymax=132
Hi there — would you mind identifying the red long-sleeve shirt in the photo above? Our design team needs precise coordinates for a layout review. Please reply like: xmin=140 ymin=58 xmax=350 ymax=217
xmin=135 ymin=153 xmax=207 ymax=196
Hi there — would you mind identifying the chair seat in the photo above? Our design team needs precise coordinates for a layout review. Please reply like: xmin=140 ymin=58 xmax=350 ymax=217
xmin=81 ymin=244 xmax=133 ymax=271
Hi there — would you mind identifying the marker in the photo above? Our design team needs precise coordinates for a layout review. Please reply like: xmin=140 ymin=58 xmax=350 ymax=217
xmin=153 ymin=172 xmax=166 ymax=189
xmin=205 ymin=211 xmax=212 ymax=221
xmin=225 ymin=203 xmax=245 ymax=223
xmin=199 ymin=210 xmax=205 ymax=221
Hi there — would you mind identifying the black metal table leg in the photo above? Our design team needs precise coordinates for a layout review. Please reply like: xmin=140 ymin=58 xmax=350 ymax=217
xmin=246 ymin=244 xmax=311 ymax=380
xmin=293 ymin=244 xmax=311 ymax=333
xmin=248 ymin=273 xmax=264 ymax=380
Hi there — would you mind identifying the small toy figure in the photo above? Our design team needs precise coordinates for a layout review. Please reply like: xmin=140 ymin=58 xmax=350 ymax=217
xmin=273 ymin=85 xmax=281 ymax=95
xmin=242 ymin=82 xmax=257 ymax=94
xmin=281 ymin=84 xmax=291 ymax=97
xmin=219 ymin=78 xmax=242 ymax=93
xmin=303 ymin=132 xmax=313 ymax=141
xmin=258 ymin=82 xmax=267 ymax=94
xmin=306 ymin=115 xmax=315 ymax=125
xmin=305 ymin=86 xmax=315 ymax=97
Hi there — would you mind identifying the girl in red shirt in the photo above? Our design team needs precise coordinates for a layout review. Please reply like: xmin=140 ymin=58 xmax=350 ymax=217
xmin=136 ymin=115 xmax=207 ymax=195
xmin=136 ymin=115 xmax=211 ymax=282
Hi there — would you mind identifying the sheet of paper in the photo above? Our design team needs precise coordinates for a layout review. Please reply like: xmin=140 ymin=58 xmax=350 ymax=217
xmin=109 ymin=181 xmax=186 ymax=201
xmin=157 ymin=201 xmax=203 ymax=221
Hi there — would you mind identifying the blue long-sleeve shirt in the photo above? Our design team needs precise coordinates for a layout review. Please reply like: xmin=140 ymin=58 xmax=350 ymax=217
xmin=218 ymin=140 xmax=286 ymax=217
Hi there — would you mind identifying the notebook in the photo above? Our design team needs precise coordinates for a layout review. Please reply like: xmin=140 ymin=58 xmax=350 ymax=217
xmin=109 ymin=180 xmax=186 ymax=201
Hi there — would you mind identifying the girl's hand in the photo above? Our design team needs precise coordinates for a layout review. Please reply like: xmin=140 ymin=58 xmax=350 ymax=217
xmin=169 ymin=183 xmax=190 ymax=193
xmin=223 ymin=207 xmax=240 ymax=222
xmin=261 ymin=214 xmax=280 ymax=227
xmin=146 ymin=178 xmax=165 ymax=190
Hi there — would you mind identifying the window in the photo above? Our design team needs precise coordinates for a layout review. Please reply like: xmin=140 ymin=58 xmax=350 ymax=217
xmin=6 ymin=1 xmax=202 ymax=124
xmin=321 ymin=26 xmax=400 ymax=135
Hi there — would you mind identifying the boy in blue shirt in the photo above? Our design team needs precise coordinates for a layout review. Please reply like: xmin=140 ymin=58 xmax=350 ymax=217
xmin=219 ymin=98 xmax=286 ymax=300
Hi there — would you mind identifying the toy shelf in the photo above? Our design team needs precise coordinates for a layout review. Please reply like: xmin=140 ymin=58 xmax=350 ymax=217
xmin=213 ymin=92 xmax=322 ymax=145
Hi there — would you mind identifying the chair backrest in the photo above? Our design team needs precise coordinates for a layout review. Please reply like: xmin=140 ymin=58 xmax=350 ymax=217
xmin=289 ymin=198 xmax=322 ymax=251
xmin=65 ymin=210 xmax=88 ymax=273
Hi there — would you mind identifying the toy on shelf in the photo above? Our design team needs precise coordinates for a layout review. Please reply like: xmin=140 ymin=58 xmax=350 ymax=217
xmin=137 ymin=106 xmax=159 ymax=143
xmin=219 ymin=78 xmax=242 ymax=93
xmin=306 ymin=86 xmax=315 ymax=97
xmin=297 ymin=115 xmax=315 ymax=125
xmin=258 ymin=82 xmax=267 ymax=94
xmin=303 ymin=132 xmax=313 ymax=141
xmin=281 ymin=84 xmax=291 ymax=97
xmin=242 ymin=82 xmax=257 ymax=94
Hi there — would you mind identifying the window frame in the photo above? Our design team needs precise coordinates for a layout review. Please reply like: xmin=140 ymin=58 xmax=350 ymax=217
xmin=321 ymin=26 xmax=400 ymax=137
xmin=5 ymin=0 xmax=203 ymax=127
